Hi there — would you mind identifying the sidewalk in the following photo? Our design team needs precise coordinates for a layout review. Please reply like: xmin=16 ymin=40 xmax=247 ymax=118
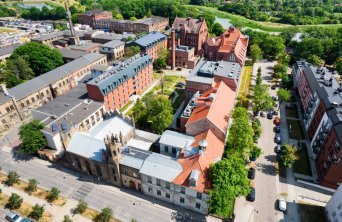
xmin=0 ymin=182 xmax=91 ymax=222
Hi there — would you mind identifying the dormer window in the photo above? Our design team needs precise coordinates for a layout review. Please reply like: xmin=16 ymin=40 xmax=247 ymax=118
xmin=189 ymin=170 xmax=199 ymax=187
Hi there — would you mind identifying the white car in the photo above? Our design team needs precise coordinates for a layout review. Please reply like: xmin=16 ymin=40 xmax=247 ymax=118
xmin=278 ymin=198 xmax=287 ymax=212
xmin=5 ymin=212 xmax=22 ymax=222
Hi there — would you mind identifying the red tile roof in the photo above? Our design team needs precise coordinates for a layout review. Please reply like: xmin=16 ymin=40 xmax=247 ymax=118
xmin=172 ymin=17 xmax=204 ymax=34
xmin=185 ymin=81 xmax=236 ymax=136
xmin=173 ymin=129 xmax=225 ymax=193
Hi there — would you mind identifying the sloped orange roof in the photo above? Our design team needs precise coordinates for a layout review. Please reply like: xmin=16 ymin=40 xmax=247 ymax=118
xmin=173 ymin=129 xmax=225 ymax=193
xmin=186 ymin=81 xmax=236 ymax=135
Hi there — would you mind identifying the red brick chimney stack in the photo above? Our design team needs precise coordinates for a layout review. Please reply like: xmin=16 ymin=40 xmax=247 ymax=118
xmin=171 ymin=30 xmax=176 ymax=70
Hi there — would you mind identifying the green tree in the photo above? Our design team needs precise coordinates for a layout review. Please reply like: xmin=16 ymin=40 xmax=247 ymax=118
xmin=10 ymin=42 xmax=63 ymax=76
xmin=273 ymin=64 xmax=287 ymax=79
xmin=75 ymin=199 xmax=88 ymax=214
xmin=19 ymin=120 xmax=47 ymax=154
xmin=26 ymin=179 xmax=39 ymax=195
xmin=260 ymin=36 xmax=285 ymax=59
xmin=29 ymin=204 xmax=44 ymax=221
xmin=210 ymin=22 xmax=224 ymax=36
xmin=250 ymin=44 xmax=262 ymax=63
xmin=94 ymin=207 xmax=113 ymax=222
xmin=277 ymin=52 xmax=290 ymax=65
xmin=250 ymin=145 xmax=263 ymax=159
xmin=226 ymin=107 xmax=254 ymax=159
xmin=253 ymin=83 xmax=274 ymax=112
xmin=6 ymin=193 xmax=23 ymax=210
xmin=47 ymin=187 xmax=60 ymax=203
xmin=308 ymin=54 xmax=324 ymax=66
xmin=131 ymin=219 xmax=138 ymax=222
xmin=277 ymin=88 xmax=291 ymax=107
xmin=280 ymin=144 xmax=298 ymax=168
xmin=6 ymin=171 xmax=20 ymax=186
xmin=132 ymin=94 xmax=173 ymax=134
xmin=6 ymin=56 xmax=34 ymax=80
xmin=208 ymin=156 xmax=249 ymax=218
xmin=63 ymin=215 xmax=73 ymax=222
xmin=115 ymin=13 xmax=124 ymax=19
xmin=124 ymin=46 xmax=141 ymax=58
xmin=336 ymin=57 xmax=342 ymax=76
xmin=153 ymin=49 xmax=168 ymax=70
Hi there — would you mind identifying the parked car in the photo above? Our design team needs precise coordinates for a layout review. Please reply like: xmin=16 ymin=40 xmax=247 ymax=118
xmin=278 ymin=198 xmax=287 ymax=212
xmin=175 ymin=82 xmax=185 ymax=88
xmin=274 ymin=117 xmax=280 ymax=125
xmin=275 ymin=135 xmax=281 ymax=144
xmin=248 ymin=168 xmax=256 ymax=180
xmin=253 ymin=110 xmax=259 ymax=116
xmin=260 ymin=111 xmax=265 ymax=117
xmin=5 ymin=212 xmax=22 ymax=222
xmin=273 ymin=110 xmax=279 ymax=116
xmin=267 ymin=112 xmax=273 ymax=119
xmin=272 ymin=96 xmax=278 ymax=101
xmin=275 ymin=145 xmax=282 ymax=154
xmin=247 ymin=187 xmax=255 ymax=202
xmin=274 ymin=125 xmax=280 ymax=133
xmin=20 ymin=218 xmax=34 ymax=222
xmin=271 ymin=85 xmax=277 ymax=90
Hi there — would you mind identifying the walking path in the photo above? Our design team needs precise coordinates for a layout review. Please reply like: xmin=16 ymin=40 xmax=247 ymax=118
xmin=0 ymin=182 xmax=92 ymax=222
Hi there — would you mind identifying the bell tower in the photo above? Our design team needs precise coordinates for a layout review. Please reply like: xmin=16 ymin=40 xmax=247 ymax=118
xmin=104 ymin=133 xmax=122 ymax=186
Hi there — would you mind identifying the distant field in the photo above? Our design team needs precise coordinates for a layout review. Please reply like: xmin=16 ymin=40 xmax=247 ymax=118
xmin=186 ymin=5 xmax=342 ymax=32
xmin=0 ymin=27 xmax=19 ymax=33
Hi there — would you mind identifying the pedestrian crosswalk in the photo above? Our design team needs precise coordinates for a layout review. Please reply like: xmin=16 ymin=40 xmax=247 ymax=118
xmin=70 ymin=183 xmax=94 ymax=201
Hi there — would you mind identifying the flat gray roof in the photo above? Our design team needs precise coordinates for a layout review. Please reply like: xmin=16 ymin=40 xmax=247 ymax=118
xmin=0 ymin=43 xmax=21 ymax=57
xmin=120 ymin=146 xmax=151 ymax=169
xmin=101 ymin=40 xmax=124 ymax=49
xmin=8 ymin=77 xmax=49 ymax=101
xmin=59 ymin=48 xmax=88 ymax=59
xmin=160 ymin=130 xmax=195 ymax=149
xmin=139 ymin=153 xmax=183 ymax=182
xmin=0 ymin=92 xmax=12 ymax=105
xmin=68 ymin=41 xmax=100 ymax=51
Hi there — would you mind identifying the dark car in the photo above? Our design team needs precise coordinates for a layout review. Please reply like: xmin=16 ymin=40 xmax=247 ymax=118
xmin=260 ymin=111 xmax=265 ymax=117
xmin=271 ymin=85 xmax=277 ymax=90
xmin=275 ymin=145 xmax=282 ymax=154
xmin=272 ymin=96 xmax=278 ymax=101
xmin=253 ymin=110 xmax=259 ymax=116
xmin=267 ymin=112 xmax=273 ymax=119
xmin=273 ymin=110 xmax=279 ymax=116
xmin=247 ymin=187 xmax=255 ymax=202
xmin=275 ymin=135 xmax=282 ymax=144
xmin=248 ymin=168 xmax=256 ymax=180
xmin=175 ymin=82 xmax=185 ymax=88
xmin=274 ymin=125 xmax=280 ymax=133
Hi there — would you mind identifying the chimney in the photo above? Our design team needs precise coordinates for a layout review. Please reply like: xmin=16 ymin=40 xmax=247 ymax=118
xmin=0 ymin=84 xmax=9 ymax=96
xmin=171 ymin=30 xmax=176 ymax=70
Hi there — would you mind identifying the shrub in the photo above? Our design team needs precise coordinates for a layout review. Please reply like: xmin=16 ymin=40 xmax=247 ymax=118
xmin=94 ymin=207 xmax=112 ymax=222
xmin=6 ymin=193 xmax=23 ymax=210
xmin=47 ymin=187 xmax=60 ymax=202
xmin=75 ymin=199 xmax=87 ymax=214
xmin=6 ymin=171 xmax=20 ymax=186
xmin=63 ymin=215 xmax=73 ymax=222
xmin=29 ymin=204 xmax=44 ymax=220
xmin=26 ymin=179 xmax=38 ymax=195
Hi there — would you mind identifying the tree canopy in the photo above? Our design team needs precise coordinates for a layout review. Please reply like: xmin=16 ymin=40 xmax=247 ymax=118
xmin=210 ymin=22 xmax=225 ymax=36
xmin=10 ymin=42 xmax=63 ymax=77
xmin=253 ymin=83 xmax=275 ymax=112
xmin=21 ymin=6 xmax=67 ymax=20
xmin=277 ymin=88 xmax=291 ymax=105
xmin=19 ymin=120 xmax=47 ymax=154
xmin=280 ymin=144 xmax=298 ymax=168
xmin=250 ymin=44 xmax=262 ymax=63
xmin=208 ymin=155 xmax=249 ymax=218
xmin=132 ymin=94 xmax=173 ymax=134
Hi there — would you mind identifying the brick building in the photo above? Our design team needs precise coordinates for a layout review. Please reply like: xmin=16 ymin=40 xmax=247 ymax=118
xmin=292 ymin=61 xmax=342 ymax=188
xmin=95 ymin=16 xmax=168 ymax=34
xmin=171 ymin=17 xmax=208 ymax=55
xmin=167 ymin=45 xmax=199 ymax=69
xmin=203 ymin=26 xmax=248 ymax=66
xmin=78 ymin=9 xmax=113 ymax=28
xmin=0 ymin=85 xmax=21 ymax=133
xmin=128 ymin=32 xmax=167 ymax=60
xmin=99 ymin=40 xmax=125 ymax=60
xmin=86 ymin=54 xmax=153 ymax=111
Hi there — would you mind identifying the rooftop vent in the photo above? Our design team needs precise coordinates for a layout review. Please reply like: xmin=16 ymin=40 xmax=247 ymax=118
xmin=65 ymin=103 xmax=69 ymax=107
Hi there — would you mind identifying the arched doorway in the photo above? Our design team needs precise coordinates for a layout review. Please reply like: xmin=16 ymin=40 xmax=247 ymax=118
xmin=129 ymin=180 xmax=136 ymax=190
xmin=85 ymin=161 xmax=92 ymax=175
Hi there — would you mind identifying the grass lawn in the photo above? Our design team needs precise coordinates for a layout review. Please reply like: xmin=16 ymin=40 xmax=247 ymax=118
xmin=186 ymin=5 xmax=342 ymax=32
xmin=119 ymin=100 xmax=133 ymax=112
xmin=285 ymin=107 xmax=299 ymax=119
xmin=171 ymin=89 xmax=184 ymax=113
xmin=237 ymin=65 xmax=252 ymax=108
xmin=298 ymin=201 xmax=327 ymax=222
xmin=294 ymin=143 xmax=312 ymax=176
xmin=287 ymin=119 xmax=306 ymax=140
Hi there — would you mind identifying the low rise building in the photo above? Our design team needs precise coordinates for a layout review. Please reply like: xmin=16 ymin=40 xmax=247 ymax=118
xmin=128 ymin=32 xmax=167 ymax=60
xmin=78 ymin=9 xmax=113 ymax=28
xmin=0 ymin=43 xmax=21 ymax=62
xmin=91 ymin=33 xmax=135 ymax=44
xmin=99 ymin=40 xmax=125 ymax=60
xmin=94 ymin=16 xmax=168 ymax=34
xmin=0 ymin=85 xmax=21 ymax=133
xmin=68 ymin=40 xmax=100 ymax=53
xmin=59 ymin=48 xmax=88 ymax=63
xmin=292 ymin=61 xmax=342 ymax=189
xmin=86 ymin=54 xmax=153 ymax=111
xmin=167 ymin=45 xmax=199 ymax=69
xmin=203 ymin=26 xmax=248 ymax=66
xmin=184 ymin=59 xmax=242 ymax=103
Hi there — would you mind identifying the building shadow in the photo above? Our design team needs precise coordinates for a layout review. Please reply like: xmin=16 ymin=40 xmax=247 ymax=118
xmin=264 ymin=154 xmax=277 ymax=163
xmin=171 ymin=210 xmax=207 ymax=222
xmin=10 ymin=146 xmax=34 ymax=162
xmin=256 ymin=163 xmax=277 ymax=176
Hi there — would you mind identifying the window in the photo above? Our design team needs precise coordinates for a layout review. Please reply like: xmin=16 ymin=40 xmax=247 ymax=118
xmin=6 ymin=107 xmax=10 ymax=112
xmin=196 ymin=203 xmax=201 ymax=209
xmin=147 ymin=176 xmax=152 ymax=184
xmin=197 ymin=192 xmax=202 ymax=200
xmin=172 ymin=147 xmax=177 ymax=154
xmin=181 ymin=187 xmax=185 ymax=194
xmin=148 ymin=187 xmax=153 ymax=193
xmin=21 ymin=103 xmax=24 ymax=108
xmin=36 ymin=95 xmax=39 ymax=99
xmin=164 ymin=146 xmax=169 ymax=153
xmin=166 ymin=193 xmax=170 ymax=199
xmin=31 ymin=97 xmax=35 ymax=102
xmin=166 ymin=182 xmax=170 ymax=189
xmin=180 ymin=197 xmax=184 ymax=204
xmin=156 ymin=179 xmax=161 ymax=186
xmin=157 ymin=190 xmax=161 ymax=196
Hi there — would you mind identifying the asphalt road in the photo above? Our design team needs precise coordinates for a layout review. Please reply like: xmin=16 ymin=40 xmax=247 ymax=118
xmin=251 ymin=62 xmax=284 ymax=222
xmin=0 ymin=151 xmax=208 ymax=222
